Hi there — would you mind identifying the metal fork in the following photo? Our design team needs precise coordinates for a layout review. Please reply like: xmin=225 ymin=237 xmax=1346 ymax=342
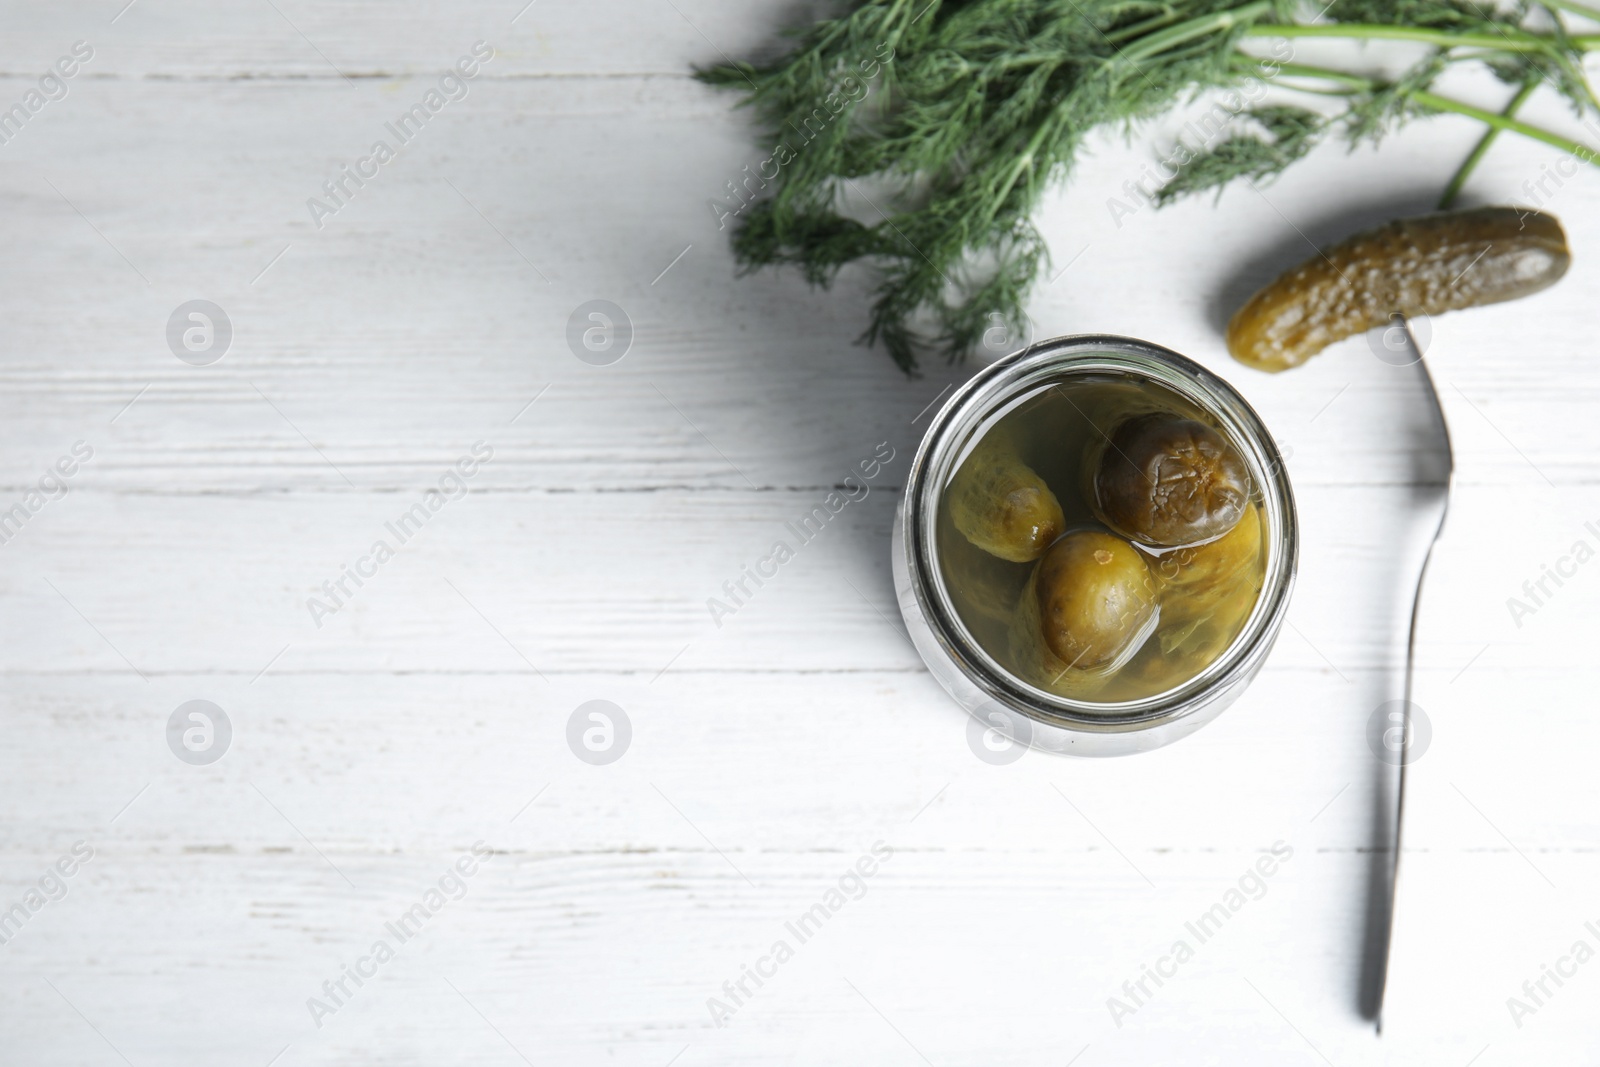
xmin=1366 ymin=315 xmax=1455 ymax=1032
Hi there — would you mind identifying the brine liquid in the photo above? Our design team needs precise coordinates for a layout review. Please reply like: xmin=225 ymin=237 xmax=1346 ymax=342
xmin=935 ymin=372 xmax=1268 ymax=704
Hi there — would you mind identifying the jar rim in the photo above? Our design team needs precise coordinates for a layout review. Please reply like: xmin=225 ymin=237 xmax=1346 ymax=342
xmin=903 ymin=334 xmax=1298 ymax=734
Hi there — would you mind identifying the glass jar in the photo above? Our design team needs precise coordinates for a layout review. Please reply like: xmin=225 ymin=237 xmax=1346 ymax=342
xmin=892 ymin=334 xmax=1297 ymax=757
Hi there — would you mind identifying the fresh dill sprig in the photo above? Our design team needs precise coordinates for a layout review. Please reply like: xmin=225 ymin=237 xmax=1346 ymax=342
xmin=1154 ymin=105 xmax=1325 ymax=204
xmin=698 ymin=0 xmax=1600 ymax=371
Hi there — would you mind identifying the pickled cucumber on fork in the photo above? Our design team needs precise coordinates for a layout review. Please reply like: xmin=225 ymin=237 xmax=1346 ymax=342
xmin=1227 ymin=207 xmax=1570 ymax=372
xmin=947 ymin=434 xmax=1065 ymax=562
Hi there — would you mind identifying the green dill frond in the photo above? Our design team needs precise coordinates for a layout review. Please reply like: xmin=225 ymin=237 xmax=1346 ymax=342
xmin=1343 ymin=54 xmax=1448 ymax=147
xmin=1322 ymin=0 xmax=1511 ymax=30
xmin=698 ymin=0 xmax=1600 ymax=371
xmin=1156 ymin=105 xmax=1326 ymax=204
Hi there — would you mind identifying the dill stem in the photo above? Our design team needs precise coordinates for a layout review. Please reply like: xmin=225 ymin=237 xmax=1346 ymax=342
xmin=1105 ymin=8 xmax=1187 ymax=45
xmin=1243 ymin=22 xmax=1594 ymax=53
xmin=985 ymin=2 xmax=1281 ymax=230
xmin=1006 ymin=6 xmax=1279 ymax=234
xmin=1410 ymin=87 xmax=1600 ymax=165
xmin=1543 ymin=0 xmax=1600 ymax=22
xmin=1438 ymin=77 xmax=1539 ymax=209
xmin=1115 ymin=0 xmax=1273 ymax=63
xmin=1251 ymin=58 xmax=1369 ymax=88
xmin=978 ymin=110 xmax=1061 ymax=231
xmin=1257 ymin=56 xmax=1600 ymax=166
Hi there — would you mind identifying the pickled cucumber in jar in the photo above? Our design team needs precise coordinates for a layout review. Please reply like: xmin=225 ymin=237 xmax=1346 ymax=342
xmin=947 ymin=433 xmax=1065 ymax=563
xmin=1091 ymin=413 xmax=1250 ymax=547
xmin=1003 ymin=529 xmax=1160 ymax=698
xmin=937 ymin=375 xmax=1269 ymax=704
xmin=1156 ymin=503 xmax=1262 ymax=603
xmin=1143 ymin=505 xmax=1266 ymax=685
xmin=1034 ymin=530 xmax=1157 ymax=669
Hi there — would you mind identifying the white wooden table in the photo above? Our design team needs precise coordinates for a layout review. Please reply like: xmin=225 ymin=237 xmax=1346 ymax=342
xmin=2 ymin=4 xmax=1598 ymax=1064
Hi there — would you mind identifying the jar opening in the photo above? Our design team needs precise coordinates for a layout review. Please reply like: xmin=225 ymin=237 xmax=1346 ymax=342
xmin=904 ymin=336 xmax=1297 ymax=733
